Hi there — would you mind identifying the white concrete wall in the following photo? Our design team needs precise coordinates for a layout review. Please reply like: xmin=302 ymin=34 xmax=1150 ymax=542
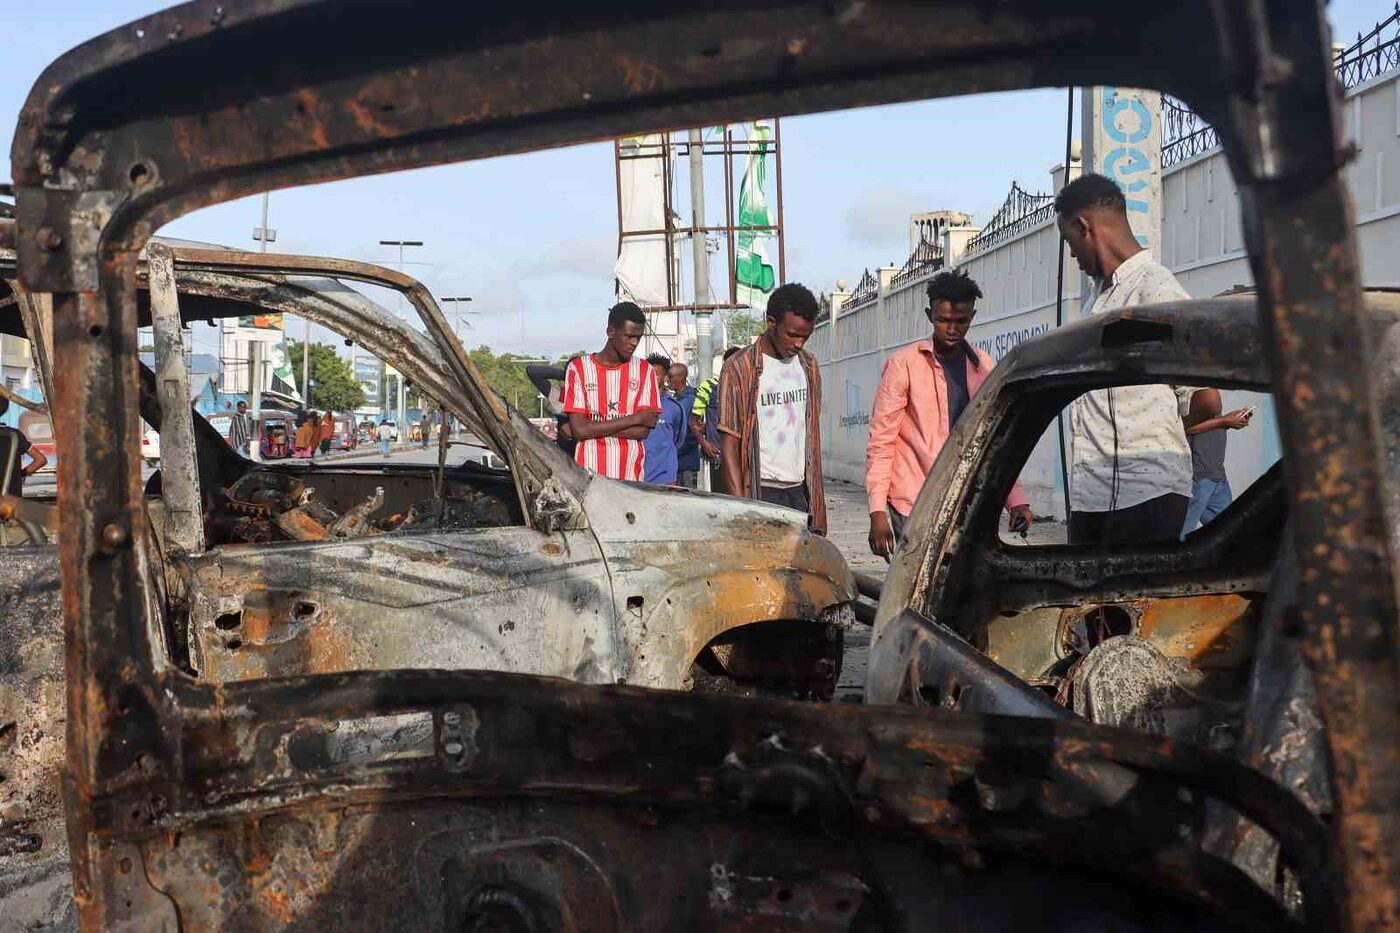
xmin=814 ymin=68 xmax=1400 ymax=520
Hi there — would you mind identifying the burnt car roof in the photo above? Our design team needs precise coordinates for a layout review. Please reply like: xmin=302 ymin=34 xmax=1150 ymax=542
xmin=996 ymin=290 xmax=1400 ymax=391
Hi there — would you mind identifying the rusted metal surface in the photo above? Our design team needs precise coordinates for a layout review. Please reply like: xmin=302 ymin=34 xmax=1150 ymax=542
xmin=0 ymin=547 xmax=72 ymax=930
xmin=8 ymin=0 xmax=1395 ymax=928
xmin=144 ymin=243 xmax=204 ymax=556
xmin=90 ymin=671 xmax=1328 ymax=930
xmin=870 ymin=295 xmax=1398 ymax=924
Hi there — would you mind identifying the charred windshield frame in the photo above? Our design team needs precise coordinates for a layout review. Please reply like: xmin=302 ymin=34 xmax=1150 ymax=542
xmin=10 ymin=0 xmax=1396 ymax=928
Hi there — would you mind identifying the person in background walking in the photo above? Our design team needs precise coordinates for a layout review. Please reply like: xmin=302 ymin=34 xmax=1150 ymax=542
xmin=717 ymin=284 xmax=827 ymax=533
xmin=229 ymin=400 xmax=253 ymax=456
xmin=0 ymin=398 xmax=47 ymax=496
xmin=692 ymin=346 xmax=741 ymax=494
xmin=421 ymin=409 xmax=435 ymax=449
xmin=667 ymin=362 xmax=700 ymax=488
xmin=866 ymin=269 xmax=1032 ymax=557
xmin=563 ymin=301 xmax=660 ymax=480
xmin=1180 ymin=388 xmax=1253 ymax=538
xmin=642 ymin=353 xmax=685 ymax=485
xmin=1055 ymin=173 xmax=1194 ymax=546
xmin=377 ymin=417 xmax=393 ymax=457
xmin=295 ymin=412 xmax=318 ymax=459
xmin=317 ymin=410 xmax=335 ymax=457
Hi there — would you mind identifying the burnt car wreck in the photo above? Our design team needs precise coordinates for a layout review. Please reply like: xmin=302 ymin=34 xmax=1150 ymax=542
xmin=6 ymin=0 xmax=1397 ymax=930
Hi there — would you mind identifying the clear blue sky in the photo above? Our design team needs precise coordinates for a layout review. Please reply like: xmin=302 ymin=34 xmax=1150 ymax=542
xmin=4 ymin=1 xmax=1389 ymax=359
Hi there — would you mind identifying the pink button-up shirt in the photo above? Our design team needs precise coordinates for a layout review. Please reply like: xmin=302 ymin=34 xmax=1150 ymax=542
xmin=865 ymin=338 xmax=1029 ymax=517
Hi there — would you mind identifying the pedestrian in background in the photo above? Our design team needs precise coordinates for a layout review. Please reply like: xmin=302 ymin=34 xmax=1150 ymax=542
xmin=643 ymin=353 xmax=684 ymax=485
xmin=866 ymin=269 xmax=1032 ymax=557
xmin=318 ymin=410 xmax=334 ymax=457
xmin=1055 ymin=173 xmax=1194 ymax=546
xmin=667 ymin=362 xmax=700 ymax=488
xmin=692 ymin=346 xmax=741 ymax=494
xmin=1180 ymin=388 xmax=1253 ymax=538
xmin=718 ymin=283 xmax=827 ymax=534
xmin=377 ymin=417 xmax=393 ymax=457
xmin=0 ymin=398 xmax=47 ymax=496
xmin=229 ymin=399 xmax=252 ymax=456
xmin=295 ymin=412 xmax=318 ymax=459
xmin=563 ymin=301 xmax=660 ymax=480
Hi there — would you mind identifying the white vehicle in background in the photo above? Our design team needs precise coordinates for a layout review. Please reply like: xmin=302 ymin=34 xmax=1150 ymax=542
xmin=140 ymin=428 xmax=160 ymax=466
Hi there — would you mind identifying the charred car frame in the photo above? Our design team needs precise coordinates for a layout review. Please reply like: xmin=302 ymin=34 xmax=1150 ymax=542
xmin=8 ymin=0 xmax=1397 ymax=929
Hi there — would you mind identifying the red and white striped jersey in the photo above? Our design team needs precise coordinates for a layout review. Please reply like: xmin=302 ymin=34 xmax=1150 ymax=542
xmin=563 ymin=354 xmax=661 ymax=481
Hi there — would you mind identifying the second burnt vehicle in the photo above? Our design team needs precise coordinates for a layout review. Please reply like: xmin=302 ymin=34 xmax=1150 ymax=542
xmin=863 ymin=291 xmax=1400 ymax=899
xmin=0 ymin=235 xmax=854 ymax=695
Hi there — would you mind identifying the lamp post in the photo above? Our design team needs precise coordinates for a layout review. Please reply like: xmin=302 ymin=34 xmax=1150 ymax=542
xmin=442 ymin=296 xmax=474 ymax=341
xmin=378 ymin=240 xmax=424 ymax=417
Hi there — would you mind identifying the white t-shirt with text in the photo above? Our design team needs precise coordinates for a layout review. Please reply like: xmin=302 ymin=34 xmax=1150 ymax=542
xmin=757 ymin=353 xmax=809 ymax=486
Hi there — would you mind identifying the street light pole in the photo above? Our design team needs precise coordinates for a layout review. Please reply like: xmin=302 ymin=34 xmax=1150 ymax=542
xmin=378 ymin=239 xmax=424 ymax=420
xmin=442 ymin=296 xmax=474 ymax=341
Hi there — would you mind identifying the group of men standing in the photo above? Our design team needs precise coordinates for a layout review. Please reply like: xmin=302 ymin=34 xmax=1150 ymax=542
xmin=562 ymin=173 xmax=1250 ymax=550
xmin=562 ymin=286 xmax=830 ymax=533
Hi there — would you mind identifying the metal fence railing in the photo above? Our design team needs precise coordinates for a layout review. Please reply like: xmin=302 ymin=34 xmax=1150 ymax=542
xmin=843 ymin=268 xmax=878 ymax=309
xmin=1164 ymin=6 xmax=1400 ymax=167
xmin=963 ymin=183 xmax=1056 ymax=257
xmin=890 ymin=237 xmax=945 ymax=290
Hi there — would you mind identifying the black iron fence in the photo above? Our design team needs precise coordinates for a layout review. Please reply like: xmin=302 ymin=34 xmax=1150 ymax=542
xmin=963 ymin=183 xmax=1056 ymax=256
xmin=1164 ymin=6 xmax=1400 ymax=166
xmin=890 ymin=236 xmax=945 ymax=289
xmin=844 ymin=268 xmax=878 ymax=309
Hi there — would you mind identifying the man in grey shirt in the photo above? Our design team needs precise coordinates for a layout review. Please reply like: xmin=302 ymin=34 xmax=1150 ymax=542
xmin=1055 ymin=173 xmax=1194 ymax=546
xmin=1180 ymin=387 xmax=1254 ymax=538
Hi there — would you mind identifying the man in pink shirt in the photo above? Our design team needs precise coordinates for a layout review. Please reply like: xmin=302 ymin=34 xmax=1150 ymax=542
xmin=866 ymin=270 xmax=1033 ymax=557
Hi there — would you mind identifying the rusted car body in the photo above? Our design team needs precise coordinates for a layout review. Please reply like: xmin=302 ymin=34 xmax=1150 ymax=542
xmin=0 ymin=239 xmax=852 ymax=690
xmin=8 ymin=0 xmax=1395 ymax=929
xmin=866 ymin=294 xmax=1400 ymax=901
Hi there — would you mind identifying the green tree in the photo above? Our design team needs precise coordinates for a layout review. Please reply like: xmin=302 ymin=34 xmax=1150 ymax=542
xmin=287 ymin=342 xmax=366 ymax=412
xmin=463 ymin=346 xmax=583 ymax=415
xmin=723 ymin=310 xmax=764 ymax=347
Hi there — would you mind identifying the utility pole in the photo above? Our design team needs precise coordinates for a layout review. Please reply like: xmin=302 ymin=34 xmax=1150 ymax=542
xmin=688 ymin=130 xmax=712 ymax=375
xmin=688 ymin=128 xmax=714 ymax=492
xmin=302 ymin=318 xmax=311 ymax=405
xmin=378 ymin=240 xmax=424 ymax=418
xmin=253 ymin=193 xmax=276 ymax=252
xmin=248 ymin=341 xmax=263 ymax=463
xmin=443 ymin=296 xmax=474 ymax=341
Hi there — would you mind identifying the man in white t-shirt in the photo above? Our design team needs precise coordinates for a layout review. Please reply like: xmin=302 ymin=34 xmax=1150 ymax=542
xmin=717 ymin=284 xmax=827 ymax=533
xmin=1055 ymin=172 xmax=1194 ymax=545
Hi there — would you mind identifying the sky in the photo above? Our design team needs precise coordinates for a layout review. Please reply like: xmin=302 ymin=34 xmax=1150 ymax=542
xmin=2 ymin=0 xmax=1390 ymax=361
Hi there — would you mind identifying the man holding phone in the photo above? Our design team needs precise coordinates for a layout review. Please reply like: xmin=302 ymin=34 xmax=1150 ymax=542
xmin=1180 ymin=387 xmax=1254 ymax=538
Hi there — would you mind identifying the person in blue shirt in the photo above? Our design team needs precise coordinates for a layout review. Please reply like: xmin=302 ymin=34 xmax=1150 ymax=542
xmin=666 ymin=362 xmax=701 ymax=487
xmin=643 ymin=353 xmax=685 ymax=484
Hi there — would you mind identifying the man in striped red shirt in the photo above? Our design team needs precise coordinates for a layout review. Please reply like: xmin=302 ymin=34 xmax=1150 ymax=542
xmin=563 ymin=301 xmax=662 ymax=481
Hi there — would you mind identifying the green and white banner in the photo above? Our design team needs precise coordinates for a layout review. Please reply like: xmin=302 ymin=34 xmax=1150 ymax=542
xmin=735 ymin=121 xmax=776 ymax=308
xmin=268 ymin=337 xmax=303 ymax=403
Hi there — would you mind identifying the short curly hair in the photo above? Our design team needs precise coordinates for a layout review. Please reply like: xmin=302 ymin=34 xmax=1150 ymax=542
xmin=926 ymin=269 xmax=982 ymax=307
xmin=1054 ymin=173 xmax=1126 ymax=215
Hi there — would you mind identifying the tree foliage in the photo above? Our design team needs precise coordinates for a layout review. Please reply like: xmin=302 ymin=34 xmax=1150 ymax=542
xmin=467 ymin=346 xmax=577 ymax=414
xmin=287 ymin=342 xmax=366 ymax=412
xmin=723 ymin=310 xmax=765 ymax=347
